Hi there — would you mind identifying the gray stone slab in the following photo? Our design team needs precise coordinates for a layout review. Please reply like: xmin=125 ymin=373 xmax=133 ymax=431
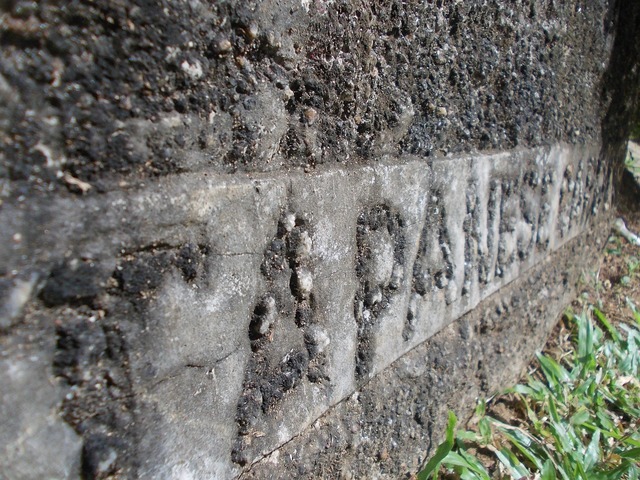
xmin=0 ymin=332 xmax=82 ymax=479
xmin=0 ymin=143 xmax=611 ymax=478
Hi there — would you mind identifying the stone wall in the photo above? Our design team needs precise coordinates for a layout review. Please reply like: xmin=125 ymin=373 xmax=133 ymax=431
xmin=0 ymin=1 xmax=638 ymax=479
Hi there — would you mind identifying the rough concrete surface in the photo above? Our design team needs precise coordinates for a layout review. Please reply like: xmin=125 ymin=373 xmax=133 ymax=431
xmin=240 ymin=219 xmax=610 ymax=479
xmin=0 ymin=0 xmax=616 ymax=186
xmin=1 ymin=0 xmax=639 ymax=478
xmin=0 ymin=143 xmax=613 ymax=478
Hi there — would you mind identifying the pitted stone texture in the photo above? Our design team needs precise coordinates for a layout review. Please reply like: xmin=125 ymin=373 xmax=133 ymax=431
xmin=0 ymin=143 xmax=611 ymax=478
xmin=0 ymin=0 xmax=615 ymax=192
xmin=239 ymin=220 xmax=610 ymax=479
xmin=0 ymin=1 xmax=636 ymax=478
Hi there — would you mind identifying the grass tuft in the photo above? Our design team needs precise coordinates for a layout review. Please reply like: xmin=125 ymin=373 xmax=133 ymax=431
xmin=419 ymin=307 xmax=640 ymax=480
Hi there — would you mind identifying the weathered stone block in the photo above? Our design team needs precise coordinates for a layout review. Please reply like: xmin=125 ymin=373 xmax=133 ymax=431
xmin=2 ymin=0 xmax=638 ymax=477
xmin=0 ymin=142 xmax=612 ymax=478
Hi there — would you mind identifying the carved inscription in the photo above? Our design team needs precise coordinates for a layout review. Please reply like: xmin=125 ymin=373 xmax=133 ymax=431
xmin=480 ymin=180 xmax=502 ymax=285
xmin=463 ymin=180 xmax=482 ymax=296
xmin=495 ymin=167 xmax=554 ymax=278
xmin=557 ymin=156 xmax=608 ymax=239
xmin=535 ymin=169 xmax=555 ymax=250
xmin=228 ymin=149 xmax=609 ymax=468
xmin=354 ymin=205 xmax=405 ymax=379
xmin=481 ymin=180 xmax=501 ymax=285
xmin=233 ymin=212 xmax=329 ymax=465
xmin=403 ymin=162 xmax=563 ymax=343
xmin=404 ymin=190 xmax=454 ymax=341
xmin=495 ymin=177 xmax=521 ymax=277
xmin=412 ymin=191 xmax=454 ymax=297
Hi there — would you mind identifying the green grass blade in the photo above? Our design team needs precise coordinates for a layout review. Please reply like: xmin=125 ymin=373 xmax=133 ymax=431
xmin=593 ymin=307 xmax=620 ymax=343
xmin=478 ymin=417 xmax=491 ymax=443
xmin=537 ymin=352 xmax=572 ymax=387
xmin=547 ymin=394 xmax=561 ymax=424
xmin=418 ymin=411 xmax=457 ymax=480
xmin=491 ymin=422 xmax=544 ymax=471
xmin=495 ymin=447 xmax=529 ymax=478
xmin=510 ymin=384 xmax=537 ymax=396
xmin=570 ymin=407 xmax=591 ymax=426
xmin=583 ymin=429 xmax=601 ymax=472
xmin=617 ymin=447 xmax=640 ymax=459
xmin=441 ymin=451 xmax=470 ymax=469
xmin=458 ymin=451 xmax=492 ymax=480
xmin=576 ymin=312 xmax=597 ymax=373
xmin=420 ymin=295 xmax=640 ymax=480
xmin=443 ymin=450 xmax=491 ymax=480
xmin=541 ymin=459 xmax=557 ymax=480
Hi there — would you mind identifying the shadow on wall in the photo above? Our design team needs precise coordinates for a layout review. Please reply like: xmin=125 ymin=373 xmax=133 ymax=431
xmin=601 ymin=0 xmax=640 ymax=200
